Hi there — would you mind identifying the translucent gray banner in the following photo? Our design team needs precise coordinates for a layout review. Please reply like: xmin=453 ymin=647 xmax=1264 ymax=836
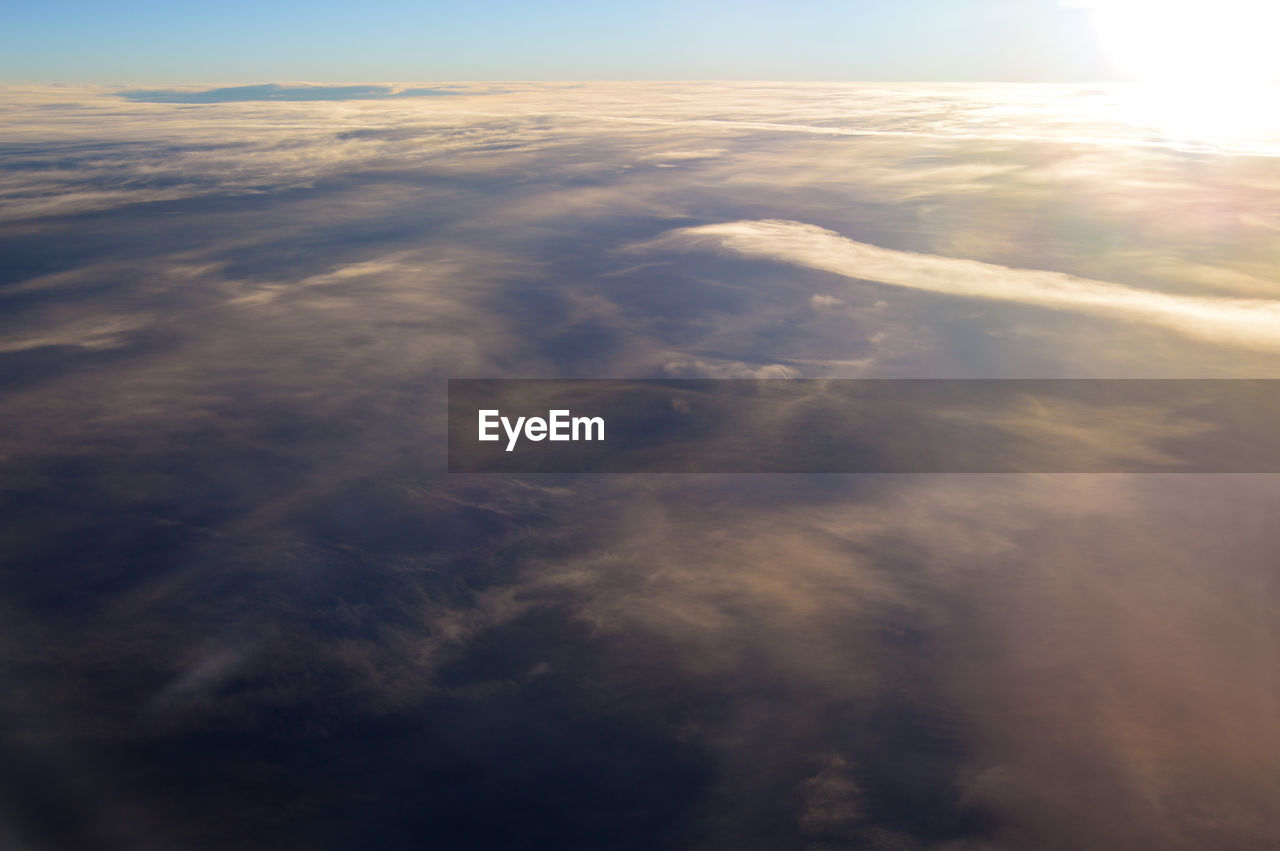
xmin=448 ymin=379 xmax=1280 ymax=473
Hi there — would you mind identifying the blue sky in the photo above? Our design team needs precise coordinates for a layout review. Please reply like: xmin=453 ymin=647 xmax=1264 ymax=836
xmin=3 ymin=0 xmax=1107 ymax=83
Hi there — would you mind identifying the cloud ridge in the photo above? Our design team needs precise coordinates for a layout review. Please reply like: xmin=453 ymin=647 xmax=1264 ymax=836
xmin=649 ymin=219 xmax=1280 ymax=352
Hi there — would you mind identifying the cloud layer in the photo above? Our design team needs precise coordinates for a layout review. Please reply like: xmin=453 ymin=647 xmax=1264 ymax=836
xmin=2 ymin=82 xmax=1280 ymax=850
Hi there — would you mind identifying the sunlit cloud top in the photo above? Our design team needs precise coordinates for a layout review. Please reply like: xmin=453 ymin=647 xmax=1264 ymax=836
xmin=647 ymin=219 xmax=1280 ymax=353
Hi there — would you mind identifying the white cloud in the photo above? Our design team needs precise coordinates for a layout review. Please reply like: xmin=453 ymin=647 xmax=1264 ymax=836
xmin=647 ymin=219 xmax=1280 ymax=353
xmin=809 ymin=293 xmax=845 ymax=309
xmin=662 ymin=358 xmax=800 ymax=378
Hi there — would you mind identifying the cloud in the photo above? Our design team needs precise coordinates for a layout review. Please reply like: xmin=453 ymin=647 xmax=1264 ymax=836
xmin=661 ymin=358 xmax=799 ymax=378
xmin=4 ymin=81 xmax=1280 ymax=849
xmin=0 ymin=84 xmax=545 ymax=220
xmin=646 ymin=219 xmax=1280 ymax=353
xmin=0 ymin=314 xmax=152 ymax=353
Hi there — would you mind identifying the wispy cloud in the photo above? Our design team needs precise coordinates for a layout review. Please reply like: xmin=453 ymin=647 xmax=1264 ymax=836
xmin=646 ymin=219 xmax=1280 ymax=352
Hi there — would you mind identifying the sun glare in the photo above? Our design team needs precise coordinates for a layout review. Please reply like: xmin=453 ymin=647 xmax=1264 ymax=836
xmin=1066 ymin=0 xmax=1280 ymax=147
xmin=1073 ymin=0 xmax=1280 ymax=83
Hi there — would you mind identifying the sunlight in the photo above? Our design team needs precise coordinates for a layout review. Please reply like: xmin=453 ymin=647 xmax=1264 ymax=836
xmin=1066 ymin=0 xmax=1280 ymax=147
xmin=1073 ymin=0 xmax=1280 ymax=84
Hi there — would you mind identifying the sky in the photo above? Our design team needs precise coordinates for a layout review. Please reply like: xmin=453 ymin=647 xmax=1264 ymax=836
xmin=0 ymin=0 xmax=1109 ymax=83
